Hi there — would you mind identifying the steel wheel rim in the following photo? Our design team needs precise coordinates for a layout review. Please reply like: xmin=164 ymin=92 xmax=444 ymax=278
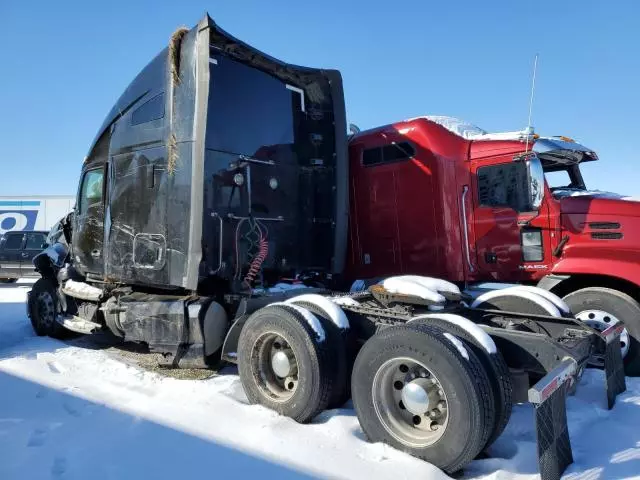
xmin=36 ymin=291 xmax=55 ymax=329
xmin=372 ymin=357 xmax=449 ymax=447
xmin=576 ymin=309 xmax=630 ymax=367
xmin=251 ymin=331 xmax=299 ymax=402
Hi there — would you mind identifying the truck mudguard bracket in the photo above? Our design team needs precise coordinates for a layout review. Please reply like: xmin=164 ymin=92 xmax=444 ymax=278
xmin=602 ymin=322 xmax=627 ymax=409
xmin=528 ymin=358 xmax=576 ymax=480
xmin=221 ymin=315 xmax=247 ymax=363
xmin=221 ymin=288 xmax=328 ymax=362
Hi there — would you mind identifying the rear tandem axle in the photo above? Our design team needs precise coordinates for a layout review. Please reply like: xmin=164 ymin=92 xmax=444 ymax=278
xmin=27 ymin=277 xmax=626 ymax=480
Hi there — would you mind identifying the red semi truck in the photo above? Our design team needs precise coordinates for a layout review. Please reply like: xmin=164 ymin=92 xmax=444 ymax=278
xmin=346 ymin=117 xmax=640 ymax=375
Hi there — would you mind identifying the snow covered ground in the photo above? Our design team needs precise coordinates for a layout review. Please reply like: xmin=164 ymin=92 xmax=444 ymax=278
xmin=1 ymin=281 xmax=639 ymax=479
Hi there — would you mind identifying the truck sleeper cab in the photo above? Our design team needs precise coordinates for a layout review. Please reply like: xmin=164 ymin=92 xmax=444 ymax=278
xmin=347 ymin=116 xmax=640 ymax=376
xmin=26 ymin=15 xmax=626 ymax=480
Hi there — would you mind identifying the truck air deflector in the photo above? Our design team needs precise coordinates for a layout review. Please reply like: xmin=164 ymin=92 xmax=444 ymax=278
xmin=183 ymin=16 xmax=211 ymax=290
xmin=533 ymin=138 xmax=598 ymax=164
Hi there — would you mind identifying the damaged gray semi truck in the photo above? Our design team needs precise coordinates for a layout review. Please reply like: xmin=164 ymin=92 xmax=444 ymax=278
xmin=27 ymin=14 xmax=626 ymax=480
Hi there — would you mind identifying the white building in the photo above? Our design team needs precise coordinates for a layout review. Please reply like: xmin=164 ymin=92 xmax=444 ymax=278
xmin=0 ymin=196 xmax=75 ymax=235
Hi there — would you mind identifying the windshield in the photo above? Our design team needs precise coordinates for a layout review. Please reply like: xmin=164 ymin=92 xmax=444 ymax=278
xmin=543 ymin=164 xmax=587 ymax=198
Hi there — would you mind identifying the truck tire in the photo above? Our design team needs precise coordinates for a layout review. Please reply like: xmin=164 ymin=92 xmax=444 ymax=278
xmin=563 ymin=287 xmax=640 ymax=376
xmin=28 ymin=278 xmax=67 ymax=339
xmin=237 ymin=304 xmax=333 ymax=423
xmin=409 ymin=317 xmax=513 ymax=449
xmin=287 ymin=300 xmax=350 ymax=408
xmin=351 ymin=324 xmax=495 ymax=474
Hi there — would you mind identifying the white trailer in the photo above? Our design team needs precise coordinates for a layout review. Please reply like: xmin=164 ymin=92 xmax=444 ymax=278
xmin=0 ymin=196 xmax=75 ymax=235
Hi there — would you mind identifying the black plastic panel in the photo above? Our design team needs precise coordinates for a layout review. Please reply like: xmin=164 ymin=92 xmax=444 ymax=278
xmin=203 ymin=51 xmax=340 ymax=286
xmin=605 ymin=332 xmax=627 ymax=409
xmin=534 ymin=383 xmax=573 ymax=480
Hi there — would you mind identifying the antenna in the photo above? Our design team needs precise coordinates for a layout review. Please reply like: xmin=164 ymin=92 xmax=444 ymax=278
xmin=525 ymin=54 xmax=538 ymax=152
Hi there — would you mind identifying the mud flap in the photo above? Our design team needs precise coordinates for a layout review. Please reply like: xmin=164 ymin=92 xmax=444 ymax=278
xmin=602 ymin=322 xmax=627 ymax=409
xmin=528 ymin=358 xmax=577 ymax=480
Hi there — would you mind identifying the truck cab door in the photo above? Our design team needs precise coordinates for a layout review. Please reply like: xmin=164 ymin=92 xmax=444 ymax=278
xmin=348 ymin=143 xmax=404 ymax=278
xmin=73 ymin=167 xmax=106 ymax=277
xmin=471 ymin=159 xmax=550 ymax=280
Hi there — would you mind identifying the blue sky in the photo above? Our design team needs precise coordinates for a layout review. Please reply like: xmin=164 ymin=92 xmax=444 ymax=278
xmin=1 ymin=0 xmax=638 ymax=196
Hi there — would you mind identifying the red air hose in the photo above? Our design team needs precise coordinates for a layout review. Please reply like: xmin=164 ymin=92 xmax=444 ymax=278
xmin=244 ymin=234 xmax=269 ymax=287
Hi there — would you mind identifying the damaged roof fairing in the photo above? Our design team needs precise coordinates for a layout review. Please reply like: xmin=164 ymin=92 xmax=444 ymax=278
xmin=85 ymin=13 xmax=340 ymax=160
xmin=85 ymin=49 xmax=167 ymax=159
xmin=206 ymin=18 xmax=336 ymax=108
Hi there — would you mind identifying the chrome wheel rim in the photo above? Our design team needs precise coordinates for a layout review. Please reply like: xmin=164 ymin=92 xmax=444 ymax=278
xmin=372 ymin=357 xmax=449 ymax=447
xmin=251 ymin=332 xmax=299 ymax=402
xmin=576 ymin=310 xmax=630 ymax=367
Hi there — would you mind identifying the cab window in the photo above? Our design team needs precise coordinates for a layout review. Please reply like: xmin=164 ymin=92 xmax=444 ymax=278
xmin=206 ymin=55 xmax=296 ymax=160
xmin=79 ymin=169 xmax=104 ymax=215
xmin=477 ymin=163 xmax=530 ymax=212
xmin=362 ymin=142 xmax=415 ymax=167
xmin=3 ymin=233 xmax=24 ymax=250
xmin=25 ymin=232 xmax=47 ymax=250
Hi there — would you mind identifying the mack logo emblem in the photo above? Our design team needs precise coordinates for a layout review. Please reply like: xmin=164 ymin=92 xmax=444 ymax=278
xmin=518 ymin=264 xmax=548 ymax=270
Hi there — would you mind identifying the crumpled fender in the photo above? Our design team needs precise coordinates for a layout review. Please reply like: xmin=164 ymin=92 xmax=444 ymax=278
xmin=33 ymin=243 xmax=68 ymax=270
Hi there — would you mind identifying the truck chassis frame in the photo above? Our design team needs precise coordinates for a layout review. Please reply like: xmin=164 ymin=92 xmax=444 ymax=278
xmin=27 ymin=267 xmax=626 ymax=480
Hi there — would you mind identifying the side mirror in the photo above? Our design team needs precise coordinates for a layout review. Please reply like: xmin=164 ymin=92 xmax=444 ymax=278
xmin=348 ymin=123 xmax=361 ymax=142
xmin=525 ymin=156 xmax=544 ymax=211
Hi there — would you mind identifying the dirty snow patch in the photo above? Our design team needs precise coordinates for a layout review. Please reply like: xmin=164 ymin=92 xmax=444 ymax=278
xmin=331 ymin=296 xmax=360 ymax=307
xmin=507 ymin=286 xmax=571 ymax=315
xmin=411 ymin=313 xmax=497 ymax=354
xmin=254 ymin=283 xmax=308 ymax=294
xmin=471 ymin=288 xmax=561 ymax=317
xmin=552 ymin=188 xmax=640 ymax=202
xmin=285 ymin=294 xmax=349 ymax=330
xmin=443 ymin=333 xmax=470 ymax=360
xmin=381 ymin=277 xmax=445 ymax=303
xmin=269 ymin=302 xmax=326 ymax=342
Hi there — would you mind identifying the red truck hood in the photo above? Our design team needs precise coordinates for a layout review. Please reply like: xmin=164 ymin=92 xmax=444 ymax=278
xmin=557 ymin=190 xmax=640 ymax=216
